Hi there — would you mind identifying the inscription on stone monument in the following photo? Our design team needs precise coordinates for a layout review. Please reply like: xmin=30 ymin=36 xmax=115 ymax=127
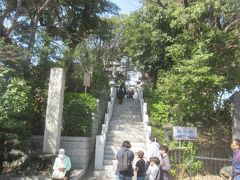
xmin=43 ymin=68 xmax=65 ymax=154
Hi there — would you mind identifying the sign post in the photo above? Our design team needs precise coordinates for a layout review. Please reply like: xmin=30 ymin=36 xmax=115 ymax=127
xmin=173 ymin=126 xmax=197 ymax=180
xmin=83 ymin=73 xmax=91 ymax=94
xmin=173 ymin=126 xmax=197 ymax=141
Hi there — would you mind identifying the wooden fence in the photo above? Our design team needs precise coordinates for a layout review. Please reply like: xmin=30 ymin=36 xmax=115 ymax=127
xmin=169 ymin=147 xmax=232 ymax=179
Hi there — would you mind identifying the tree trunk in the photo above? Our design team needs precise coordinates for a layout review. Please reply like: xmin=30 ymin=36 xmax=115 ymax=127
xmin=28 ymin=0 xmax=52 ymax=51
xmin=5 ymin=0 xmax=23 ymax=37
xmin=0 ymin=136 xmax=5 ymax=172
xmin=65 ymin=41 xmax=78 ymax=91
xmin=184 ymin=0 xmax=188 ymax=7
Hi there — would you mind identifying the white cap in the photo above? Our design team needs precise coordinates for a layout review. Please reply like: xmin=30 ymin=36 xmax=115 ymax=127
xmin=58 ymin=148 xmax=66 ymax=159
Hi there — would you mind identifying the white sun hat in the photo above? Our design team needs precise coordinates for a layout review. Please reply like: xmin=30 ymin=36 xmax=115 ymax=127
xmin=58 ymin=148 xmax=66 ymax=159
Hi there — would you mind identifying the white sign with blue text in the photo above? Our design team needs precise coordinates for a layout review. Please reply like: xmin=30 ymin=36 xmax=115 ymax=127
xmin=173 ymin=126 xmax=197 ymax=140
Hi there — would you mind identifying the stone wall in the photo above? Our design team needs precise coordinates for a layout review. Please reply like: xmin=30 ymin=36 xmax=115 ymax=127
xmin=31 ymin=136 xmax=90 ymax=168
xmin=31 ymin=91 xmax=109 ymax=169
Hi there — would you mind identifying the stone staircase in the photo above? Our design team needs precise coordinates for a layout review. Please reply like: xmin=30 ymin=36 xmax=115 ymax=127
xmin=94 ymin=98 xmax=147 ymax=179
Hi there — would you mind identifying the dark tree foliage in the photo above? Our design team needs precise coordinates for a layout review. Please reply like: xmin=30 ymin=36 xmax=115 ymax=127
xmin=0 ymin=0 xmax=119 ymax=172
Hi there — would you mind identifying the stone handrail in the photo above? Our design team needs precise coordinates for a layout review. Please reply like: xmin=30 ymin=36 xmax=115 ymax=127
xmin=138 ymin=90 xmax=152 ymax=146
xmin=94 ymin=87 xmax=116 ymax=170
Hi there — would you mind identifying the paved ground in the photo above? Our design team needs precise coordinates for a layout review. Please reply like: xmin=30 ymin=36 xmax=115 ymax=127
xmin=81 ymin=149 xmax=95 ymax=180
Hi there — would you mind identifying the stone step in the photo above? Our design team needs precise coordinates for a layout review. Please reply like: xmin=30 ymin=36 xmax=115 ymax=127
xmin=111 ymin=119 xmax=142 ymax=122
xmin=101 ymin=164 xmax=136 ymax=170
xmin=107 ymin=129 xmax=145 ymax=134
xmin=108 ymin=124 xmax=144 ymax=128
xmin=108 ymin=126 xmax=144 ymax=132
xmin=102 ymin=159 xmax=140 ymax=167
xmin=109 ymin=120 xmax=143 ymax=124
xmin=111 ymin=114 xmax=142 ymax=117
xmin=105 ymin=139 xmax=146 ymax=145
xmin=110 ymin=117 xmax=142 ymax=123
xmin=103 ymin=152 xmax=144 ymax=162
xmin=105 ymin=142 xmax=146 ymax=148
xmin=103 ymin=153 xmax=117 ymax=160
xmin=102 ymin=165 xmax=116 ymax=171
xmin=94 ymin=171 xmax=139 ymax=180
xmin=114 ymin=105 xmax=141 ymax=107
xmin=92 ymin=176 xmax=115 ymax=180
xmin=104 ymin=144 xmax=146 ymax=149
xmin=114 ymin=102 xmax=140 ymax=105
xmin=96 ymin=163 xmax=140 ymax=170
xmin=109 ymin=121 xmax=143 ymax=126
xmin=112 ymin=109 xmax=141 ymax=112
xmin=94 ymin=170 xmax=116 ymax=179
xmin=112 ymin=114 xmax=141 ymax=117
xmin=104 ymin=144 xmax=146 ymax=153
xmin=113 ymin=105 xmax=141 ymax=108
xmin=103 ymin=159 xmax=117 ymax=165
xmin=115 ymin=102 xmax=141 ymax=105
xmin=112 ymin=111 xmax=141 ymax=113
xmin=106 ymin=134 xmax=146 ymax=141
xmin=106 ymin=134 xmax=146 ymax=140
xmin=112 ymin=109 xmax=141 ymax=113
xmin=113 ymin=108 xmax=141 ymax=111
xmin=94 ymin=98 xmax=146 ymax=180
xmin=105 ymin=136 xmax=146 ymax=142
xmin=104 ymin=147 xmax=146 ymax=155
xmin=107 ymin=130 xmax=146 ymax=135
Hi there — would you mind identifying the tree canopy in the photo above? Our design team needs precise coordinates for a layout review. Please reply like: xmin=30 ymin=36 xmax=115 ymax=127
xmin=0 ymin=0 xmax=119 ymax=171
xmin=120 ymin=0 xmax=240 ymax=144
xmin=0 ymin=0 xmax=240 ymax=172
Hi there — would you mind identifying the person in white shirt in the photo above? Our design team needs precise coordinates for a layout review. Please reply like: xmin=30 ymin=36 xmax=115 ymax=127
xmin=52 ymin=148 xmax=71 ymax=180
xmin=146 ymin=137 xmax=161 ymax=163
xmin=146 ymin=157 xmax=161 ymax=180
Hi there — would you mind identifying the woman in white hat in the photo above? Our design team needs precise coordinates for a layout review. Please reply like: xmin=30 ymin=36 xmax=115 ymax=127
xmin=52 ymin=148 xmax=71 ymax=180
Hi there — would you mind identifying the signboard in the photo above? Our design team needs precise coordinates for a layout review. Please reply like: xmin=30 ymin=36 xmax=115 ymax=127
xmin=84 ymin=73 xmax=91 ymax=87
xmin=173 ymin=126 xmax=197 ymax=140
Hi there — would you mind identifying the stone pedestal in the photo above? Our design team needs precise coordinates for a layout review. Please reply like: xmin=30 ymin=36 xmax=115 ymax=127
xmin=230 ymin=92 xmax=240 ymax=139
xmin=43 ymin=68 xmax=65 ymax=154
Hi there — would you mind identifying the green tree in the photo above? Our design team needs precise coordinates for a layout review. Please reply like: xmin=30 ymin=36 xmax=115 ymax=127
xmin=123 ymin=0 xmax=240 ymax=144
xmin=122 ymin=2 xmax=175 ymax=84
xmin=0 ymin=1 xmax=121 ymax=171
xmin=156 ymin=0 xmax=240 ymax=126
xmin=0 ymin=77 xmax=31 ymax=171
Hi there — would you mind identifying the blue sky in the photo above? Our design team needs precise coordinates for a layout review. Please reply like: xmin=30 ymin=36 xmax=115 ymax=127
xmin=110 ymin=0 xmax=142 ymax=14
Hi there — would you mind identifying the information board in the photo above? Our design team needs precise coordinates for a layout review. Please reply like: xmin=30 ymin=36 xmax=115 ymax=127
xmin=173 ymin=126 xmax=197 ymax=140
xmin=84 ymin=73 xmax=91 ymax=87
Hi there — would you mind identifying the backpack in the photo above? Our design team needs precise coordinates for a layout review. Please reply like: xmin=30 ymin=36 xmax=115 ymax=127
xmin=117 ymin=149 xmax=129 ymax=172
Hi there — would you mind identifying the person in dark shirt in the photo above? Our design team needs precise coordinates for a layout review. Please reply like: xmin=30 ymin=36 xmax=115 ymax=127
xmin=116 ymin=140 xmax=134 ymax=180
xmin=135 ymin=150 xmax=146 ymax=180
xmin=117 ymin=83 xmax=126 ymax=104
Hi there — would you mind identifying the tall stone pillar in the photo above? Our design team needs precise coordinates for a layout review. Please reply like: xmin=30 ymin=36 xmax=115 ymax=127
xmin=43 ymin=68 xmax=65 ymax=154
xmin=230 ymin=92 xmax=240 ymax=139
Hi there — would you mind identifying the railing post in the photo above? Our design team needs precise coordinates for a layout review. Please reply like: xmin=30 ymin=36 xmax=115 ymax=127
xmin=95 ymin=135 xmax=105 ymax=170
xmin=94 ymin=87 xmax=115 ymax=171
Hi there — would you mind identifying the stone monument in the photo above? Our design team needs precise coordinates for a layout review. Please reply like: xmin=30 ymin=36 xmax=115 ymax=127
xmin=43 ymin=68 xmax=65 ymax=154
xmin=230 ymin=91 xmax=240 ymax=139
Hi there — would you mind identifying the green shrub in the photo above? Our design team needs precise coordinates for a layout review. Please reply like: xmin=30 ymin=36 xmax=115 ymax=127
xmin=177 ymin=142 xmax=203 ymax=176
xmin=62 ymin=93 xmax=96 ymax=136
xmin=0 ymin=78 xmax=31 ymax=170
